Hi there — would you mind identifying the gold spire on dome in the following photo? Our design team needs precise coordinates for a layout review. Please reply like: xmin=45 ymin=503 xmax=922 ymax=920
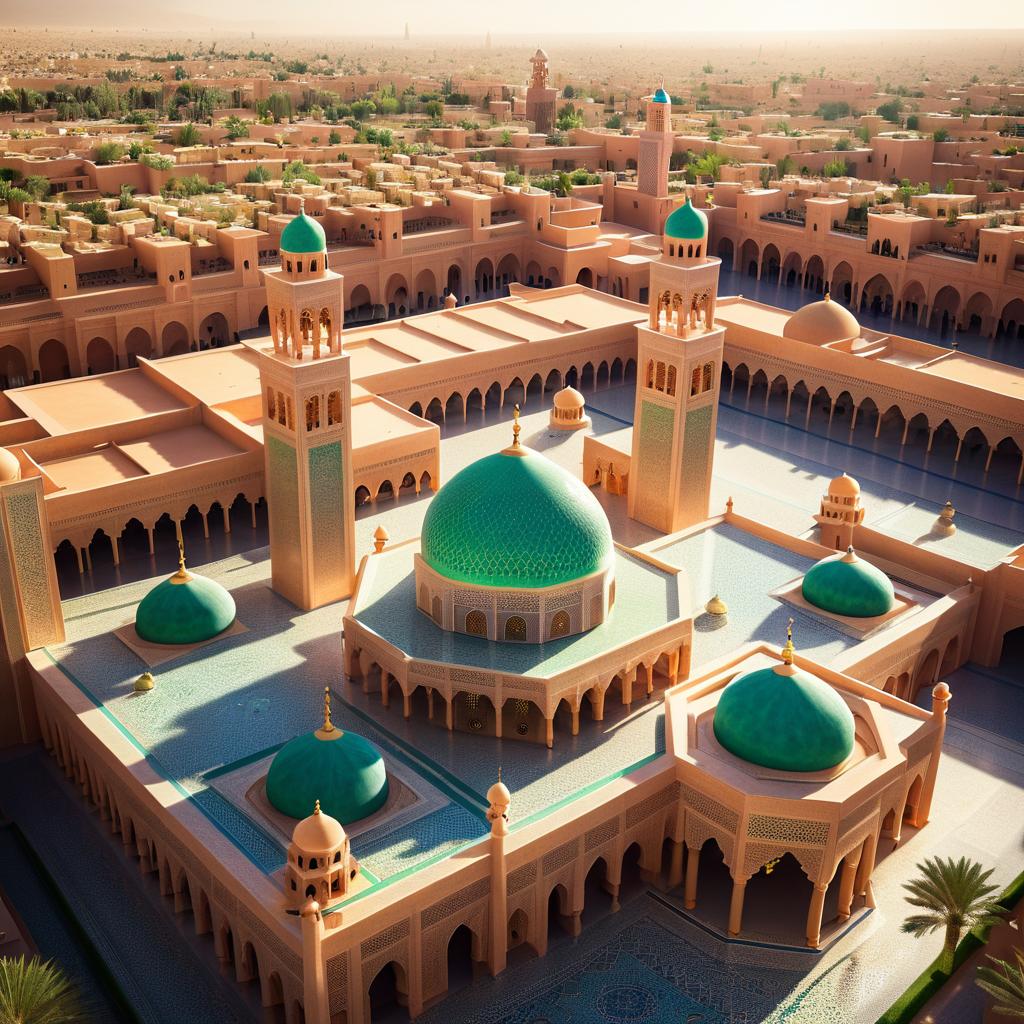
xmin=313 ymin=798 xmax=321 ymax=815
xmin=298 ymin=196 xmax=306 ymax=215
xmin=315 ymin=687 xmax=344 ymax=741
xmin=169 ymin=529 xmax=193 ymax=584
xmin=502 ymin=404 xmax=528 ymax=457
xmin=824 ymin=289 xmax=832 ymax=303
xmin=781 ymin=617 xmax=796 ymax=665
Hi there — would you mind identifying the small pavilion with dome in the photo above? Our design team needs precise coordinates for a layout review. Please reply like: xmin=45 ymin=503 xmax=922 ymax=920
xmin=344 ymin=409 xmax=692 ymax=747
xmin=667 ymin=627 xmax=950 ymax=947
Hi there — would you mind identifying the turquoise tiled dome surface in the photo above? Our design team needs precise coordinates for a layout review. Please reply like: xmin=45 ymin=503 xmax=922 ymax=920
xmin=664 ymin=198 xmax=708 ymax=240
xmin=135 ymin=572 xmax=236 ymax=646
xmin=652 ymin=87 xmax=670 ymax=103
xmin=421 ymin=448 xmax=614 ymax=588
xmin=280 ymin=211 xmax=326 ymax=254
xmin=713 ymin=664 xmax=855 ymax=772
xmin=802 ymin=549 xmax=895 ymax=618
xmin=266 ymin=729 xmax=388 ymax=824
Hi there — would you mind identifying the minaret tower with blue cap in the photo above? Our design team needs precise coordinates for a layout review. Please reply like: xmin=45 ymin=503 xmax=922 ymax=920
xmin=638 ymin=87 xmax=673 ymax=198
xmin=628 ymin=193 xmax=724 ymax=533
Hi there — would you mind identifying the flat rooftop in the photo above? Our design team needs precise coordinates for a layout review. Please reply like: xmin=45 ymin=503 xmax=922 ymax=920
xmin=9 ymin=371 xmax=188 ymax=435
xmin=142 ymin=347 xmax=263 ymax=408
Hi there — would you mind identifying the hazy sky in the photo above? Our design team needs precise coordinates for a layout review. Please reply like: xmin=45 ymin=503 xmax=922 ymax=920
xmin=15 ymin=0 xmax=1024 ymax=33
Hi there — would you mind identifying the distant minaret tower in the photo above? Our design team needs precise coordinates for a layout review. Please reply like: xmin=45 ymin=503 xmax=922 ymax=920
xmin=628 ymin=198 xmax=724 ymax=533
xmin=525 ymin=48 xmax=557 ymax=135
xmin=638 ymin=85 xmax=673 ymax=198
xmin=404 ymin=21 xmax=410 ymax=40
xmin=257 ymin=203 xmax=355 ymax=609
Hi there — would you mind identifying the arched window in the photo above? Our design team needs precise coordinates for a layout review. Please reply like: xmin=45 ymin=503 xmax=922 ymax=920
xmin=305 ymin=884 xmax=316 ymax=898
xmin=418 ymin=584 xmax=429 ymax=610
xmin=702 ymin=361 xmax=714 ymax=393
xmin=319 ymin=308 xmax=332 ymax=342
xmin=655 ymin=362 xmax=666 ymax=391
xmin=297 ymin=855 xmax=304 ymax=868
xmin=310 ymin=259 xmax=318 ymax=272
xmin=690 ymin=366 xmax=701 ymax=396
xmin=666 ymin=365 xmax=677 ymax=396
xmin=277 ymin=391 xmax=287 ymax=426
xmin=646 ymin=360 xmax=655 ymax=388
xmin=327 ymin=390 xmax=342 ymax=426
xmin=277 ymin=309 xmax=289 ymax=347
xmin=305 ymin=395 xmax=320 ymax=432
xmin=687 ymin=244 xmax=693 ymax=257
xmin=431 ymin=596 xmax=442 ymax=625
xmin=504 ymin=616 xmax=527 ymax=641
xmin=267 ymin=388 xmax=276 ymax=420
xmin=550 ymin=610 xmax=570 ymax=638
xmin=465 ymin=610 xmax=487 ymax=637
xmin=333 ymin=851 xmax=341 ymax=862
xmin=308 ymin=857 xmax=317 ymax=869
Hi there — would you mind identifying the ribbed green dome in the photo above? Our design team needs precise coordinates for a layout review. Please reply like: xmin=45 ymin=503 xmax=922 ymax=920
xmin=421 ymin=447 xmax=613 ymax=589
xmin=267 ymin=727 xmax=388 ymax=825
xmin=280 ymin=211 xmax=325 ymax=254
xmin=664 ymin=198 xmax=708 ymax=240
xmin=713 ymin=663 xmax=855 ymax=772
xmin=135 ymin=569 xmax=236 ymax=645
xmin=802 ymin=548 xmax=894 ymax=618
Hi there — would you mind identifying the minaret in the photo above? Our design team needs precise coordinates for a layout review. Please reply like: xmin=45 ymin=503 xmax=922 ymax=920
xmin=628 ymin=198 xmax=724 ymax=533
xmin=815 ymin=473 xmax=864 ymax=550
xmin=638 ymin=87 xmax=673 ymax=198
xmin=256 ymin=203 xmax=355 ymax=609
xmin=486 ymin=771 xmax=510 ymax=976
xmin=525 ymin=48 xmax=557 ymax=135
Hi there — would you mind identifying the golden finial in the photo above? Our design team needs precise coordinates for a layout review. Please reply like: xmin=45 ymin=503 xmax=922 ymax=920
xmin=781 ymin=617 xmax=795 ymax=665
xmin=497 ymin=765 xmax=502 ymax=782
xmin=322 ymin=686 xmax=334 ymax=733
xmin=313 ymin=798 xmax=321 ymax=815
xmin=170 ymin=525 xmax=192 ymax=583
xmin=824 ymin=288 xmax=832 ymax=303
xmin=298 ymin=196 xmax=306 ymax=215
xmin=512 ymin=404 xmax=521 ymax=448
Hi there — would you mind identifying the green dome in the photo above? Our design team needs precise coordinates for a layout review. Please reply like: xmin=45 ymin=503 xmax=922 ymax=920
xmin=652 ymin=87 xmax=670 ymax=104
xmin=801 ymin=548 xmax=894 ymax=618
xmin=135 ymin=568 xmax=236 ymax=646
xmin=421 ymin=446 xmax=613 ymax=589
xmin=280 ymin=211 xmax=326 ymax=254
xmin=664 ymin=198 xmax=708 ymax=240
xmin=713 ymin=663 xmax=855 ymax=772
xmin=267 ymin=727 xmax=388 ymax=825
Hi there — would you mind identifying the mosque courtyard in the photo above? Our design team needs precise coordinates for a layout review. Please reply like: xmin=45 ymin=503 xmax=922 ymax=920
xmin=18 ymin=375 xmax=1023 ymax=1024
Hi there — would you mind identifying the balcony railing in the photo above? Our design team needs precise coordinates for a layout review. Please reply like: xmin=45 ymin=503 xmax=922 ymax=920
xmin=760 ymin=210 xmax=806 ymax=227
xmin=831 ymin=221 xmax=868 ymax=237
xmin=913 ymin=241 xmax=979 ymax=262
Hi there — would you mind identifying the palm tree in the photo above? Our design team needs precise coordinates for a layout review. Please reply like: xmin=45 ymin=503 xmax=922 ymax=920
xmin=0 ymin=955 xmax=82 ymax=1024
xmin=901 ymin=856 xmax=1002 ymax=972
xmin=977 ymin=951 xmax=1024 ymax=1019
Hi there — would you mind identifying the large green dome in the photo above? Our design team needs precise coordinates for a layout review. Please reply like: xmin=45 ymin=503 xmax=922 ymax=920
xmin=421 ymin=445 xmax=613 ymax=589
xmin=664 ymin=198 xmax=708 ymax=240
xmin=713 ymin=662 xmax=855 ymax=772
xmin=135 ymin=564 xmax=236 ymax=646
xmin=267 ymin=721 xmax=388 ymax=825
xmin=802 ymin=548 xmax=894 ymax=618
xmin=280 ymin=211 xmax=326 ymax=254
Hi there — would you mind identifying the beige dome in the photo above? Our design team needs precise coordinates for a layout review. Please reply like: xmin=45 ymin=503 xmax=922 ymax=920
xmin=553 ymin=386 xmax=585 ymax=410
xmin=829 ymin=472 xmax=860 ymax=498
xmin=783 ymin=295 xmax=860 ymax=345
xmin=487 ymin=778 xmax=511 ymax=806
xmin=292 ymin=800 xmax=346 ymax=853
xmin=0 ymin=447 xmax=21 ymax=483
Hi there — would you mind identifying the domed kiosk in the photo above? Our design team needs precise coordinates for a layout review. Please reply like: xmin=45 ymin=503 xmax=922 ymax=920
xmin=802 ymin=546 xmax=895 ymax=619
xmin=783 ymin=293 xmax=861 ymax=346
xmin=135 ymin=540 xmax=236 ymax=646
xmin=549 ymin=386 xmax=590 ymax=431
xmin=267 ymin=688 xmax=389 ymax=825
xmin=713 ymin=626 xmax=855 ymax=773
xmin=417 ymin=407 xmax=615 ymax=642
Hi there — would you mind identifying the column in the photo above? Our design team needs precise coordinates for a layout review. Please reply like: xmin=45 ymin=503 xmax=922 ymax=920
xmin=545 ymin=715 xmax=554 ymax=749
xmin=728 ymin=879 xmax=746 ymax=937
xmin=684 ymin=845 xmax=700 ymax=909
xmin=836 ymin=854 xmax=860 ymax=921
xmin=668 ymin=840 xmax=684 ymax=889
xmin=806 ymin=884 xmax=828 ymax=948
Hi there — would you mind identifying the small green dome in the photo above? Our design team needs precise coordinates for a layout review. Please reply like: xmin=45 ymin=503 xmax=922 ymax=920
xmin=652 ymin=87 xmax=670 ymax=104
xmin=135 ymin=568 xmax=235 ymax=646
xmin=713 ymin=663 xmax=855 ymax=772
xmin=802 ymin=548 xmax=894 ymax=618
xmin=267 ymin=727 xmax=388 ymax=825
xmin=421 ymin=446 xmax=613 ymax=589
xmin=280 ymin=211 xmax=326 ymax=254
xmin=664 ymin=198 xmax=708 ymax=240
